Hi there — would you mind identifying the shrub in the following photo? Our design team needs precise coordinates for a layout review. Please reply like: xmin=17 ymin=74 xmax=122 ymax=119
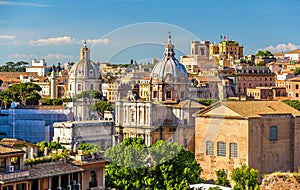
xmin=51 ymin=98 xmax=63 ymax=105
xmin=215 ymin=169 xmax=230 ymax=187
xmin=231 ymin=165 xmax=259 ymax=190
xmin=62 ymin=98 xmax=72 ymax=103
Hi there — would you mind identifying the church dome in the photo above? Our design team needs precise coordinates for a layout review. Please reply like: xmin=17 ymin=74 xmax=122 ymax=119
xmin=69 ymin=42 xmax=100 ymax=79
xmin=150 ymin=33 xmax=188 ymax=83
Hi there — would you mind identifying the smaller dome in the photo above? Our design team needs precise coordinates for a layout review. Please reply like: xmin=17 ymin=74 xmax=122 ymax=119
xmin=69 ymin=60 xmax=100 ymax=79
xmin=69 ymin=42 xmax=100 ymax=79
xmin=150 ymin=33 xmax=188 ymax=83
xmin=151 ymin=58 xmax=188 ymax=82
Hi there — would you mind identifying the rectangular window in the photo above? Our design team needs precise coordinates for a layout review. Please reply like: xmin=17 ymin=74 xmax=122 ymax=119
xmin=296 ymin=93 xmax=299 ymax=98
xmin=11 ymin=156 xmax=19 ymax=170
xmin=206 ymin=141 xmax=214 ymax=156
xmin=0 ymin=158 xmax=5 ymax=172
xmin=166 ymin=91 xmax=171 ymax=99
xmin=153 ymin=91 xmax=157 ymax=98
xmin=184 ymin=138 xmax=188 ymax=148
xmin=78 ymin=84 xmax=82 ymax=91
xmin=131 ymin=111 xmax=135 ymax=123
xmin=230 ymin=143 xmax=238 ymax=158
xmin=296 ymin=84 xmax=299 ymax=89
xmin=17 ymin=183 xmax=27 ymax=190
xmin=3 ymin=186 xmax=13 ymax=190
xmin=270 ymin=126 xmax=278 ymax=140
xmin=90 ymin=84 xmax=93 ymax=90
xmin=217 ymin=142 xmax=226 ymax=156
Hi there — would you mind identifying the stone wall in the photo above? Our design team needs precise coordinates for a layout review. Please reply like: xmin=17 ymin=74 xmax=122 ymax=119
xmin=195 ymin=116 xmax=248 ymax=181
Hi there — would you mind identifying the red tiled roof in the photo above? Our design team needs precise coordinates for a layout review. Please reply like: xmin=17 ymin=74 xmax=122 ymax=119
xmin=0 ymin=144 xmax=25 ymax=155
xmin=28 ymin=161 xmax=84 ymax=179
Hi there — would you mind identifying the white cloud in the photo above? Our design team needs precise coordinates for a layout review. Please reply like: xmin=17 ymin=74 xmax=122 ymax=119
xmin=29 ymin=36 xmax=74 ymax=46
xmin=8 ymin=53 xmax=35 ymax=59
xmin=264 ymin=43 xmax=300 ymax=53
xmin=85 ymin=38 xmax=110 ymax=45
xmin=0 ymin=1 xmax=50 ymax=7
xmin=0 ymin=35 xmax=15 ymax=40
xmin=43 ymin=54 xmax=74 ymax=60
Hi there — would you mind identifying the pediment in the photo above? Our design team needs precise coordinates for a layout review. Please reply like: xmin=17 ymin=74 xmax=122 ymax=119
xmin=202 ymin=104 xmax=243 ymax=117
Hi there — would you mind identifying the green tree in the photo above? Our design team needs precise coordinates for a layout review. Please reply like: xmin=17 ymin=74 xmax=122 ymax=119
xmin=282 ymin=100 xmax=300 ymax=111
xmin=255 ymin=50 xmax=273 ymax=58
xmin=105 ymin=138 xmax=202 ymax=190
xmin=256 ymin=61 xmax=266 ymax=66
xmin=41 ymin=98 xmax=52 ymax=105
xmin=8 ymin=82 xmax=42 ymax=105
xmin=51 ymin=98 xmax=63 ymax=105
xmin=255 ymin=50 xmax=265 ymax=57
xmin=0 ymin=61 xmax=28 ymax=72
xmin=36 ymin=141 xmax=65 ymax=154
xmin=196 ymin=98 xmax=218 ymax=106
xmin=148 ymin=140 xmax=203 ymax=189
xmin=91 ymin=100 xmax=114 ymax=115
xmin=62 ymin=97 xmax=72 ymax=103
xmin=76 ymin=90 xmax=102 ymax=100
xmin=77 ymin=142 xmax=102 ymax=153
xmin=215 ymin=169 xmax=230 ymax=187
xmin=294 ymin=68 xmax=300 ymax=76
xmin=105 ymin=138 xmax=148 ymax=190
xmin=231 ymin=165 xmax=259 ymax=190
xmin=25 ymin=91 xmax=41 ymax=105
xmin=0 ymin=90 xmax=13 ymax=109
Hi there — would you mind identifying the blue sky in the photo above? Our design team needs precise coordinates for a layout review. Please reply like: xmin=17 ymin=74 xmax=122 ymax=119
xmin=0 ymin=0 xmax=299 ymax=65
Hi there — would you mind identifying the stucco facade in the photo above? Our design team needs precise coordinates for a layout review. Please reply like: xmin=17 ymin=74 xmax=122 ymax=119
xmin=194 ymin=101 xmax=300 ymax=181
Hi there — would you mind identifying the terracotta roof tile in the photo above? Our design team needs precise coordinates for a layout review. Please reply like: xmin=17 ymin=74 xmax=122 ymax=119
xmin=194 ymin=76 xmax=221 ymax=82
xmin=194 ymin=100 xmax=300 ymax=118
xmin=28 ymin=161 xmax=84 ymax=179
xmin=0 ymin=144 xmax=25 ymax=155
xmin=0 ymin=72 xmax=38 ymax=78
xmin=0 ymin=138 xmax=40 ymax=148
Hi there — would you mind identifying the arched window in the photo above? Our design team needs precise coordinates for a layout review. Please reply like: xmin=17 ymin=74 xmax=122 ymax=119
xmin=217 ymin=141 xmax=226 ymax=156
xmin=269 ymin=126 xmax=278 ymax=141
xmin=206 ymin=141 xmax=214 ymax=156
xmin=89 ymin=171 xmax=97 ymax=188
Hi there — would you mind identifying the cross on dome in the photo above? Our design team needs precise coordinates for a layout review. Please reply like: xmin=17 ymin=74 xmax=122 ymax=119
xmin=168 ymin=31 xmax=172 ymax=44
xmin=163 ymin=32 xmax=175 ymax=60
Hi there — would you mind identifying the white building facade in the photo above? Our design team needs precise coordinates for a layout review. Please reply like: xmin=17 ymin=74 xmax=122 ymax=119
xmin=115 ymin=34 xmax=205 ymax=152
xmin=68 ymin=42 xmax=102 ymax=120
xmin=26 ymin=59 xmax=51 ymax=76
xmin=53 ymin=120 xmax=114 ymax=151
